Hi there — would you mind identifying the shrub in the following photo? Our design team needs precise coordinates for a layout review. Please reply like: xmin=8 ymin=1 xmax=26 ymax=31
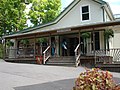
xmin=74 ymin=68 xmax=120 ymax=90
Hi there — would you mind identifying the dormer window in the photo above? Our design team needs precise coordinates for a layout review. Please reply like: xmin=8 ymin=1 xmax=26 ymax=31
xmin=81 ymin=5 xmax=90 ymax=21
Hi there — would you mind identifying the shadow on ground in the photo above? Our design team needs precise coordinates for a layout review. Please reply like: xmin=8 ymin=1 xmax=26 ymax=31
xmin=14 ymin=77 xmax=120 ymax=90
xmin=14 ymin=78 xmax=75 ymax=90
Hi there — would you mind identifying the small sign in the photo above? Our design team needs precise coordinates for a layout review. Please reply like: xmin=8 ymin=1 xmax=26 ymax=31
xmin=57 ymin=29 xmax=71 ymax=33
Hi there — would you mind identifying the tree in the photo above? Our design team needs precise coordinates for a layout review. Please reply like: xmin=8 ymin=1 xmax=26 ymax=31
xmin=0 ymin=0 xmax=28 ymax=36
xmin=28 ymin=0 xmax=61 ymax=26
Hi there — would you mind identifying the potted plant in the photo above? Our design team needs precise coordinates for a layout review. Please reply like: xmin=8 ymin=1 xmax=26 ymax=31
xmin=37 ymin=37 xmax=47 ymax=54
xmin=6 ymin=40 xmax=14 ymax=47
xmin=104 ymin=29 xmax=114 ymax=50
xmin=73 ymin=68 xmax=120 ymax=90
xmin=36 ymin=38 xmax=47 ymax=64
xmin=37 ymin=38 xmax=47 ymax=45
xmin=81 ymin=32 xmax=90 ymax=54
xmin=20 ymin=39 xmax=29 ymax=47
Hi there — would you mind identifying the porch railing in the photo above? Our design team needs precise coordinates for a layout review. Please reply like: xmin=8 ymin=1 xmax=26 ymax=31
xmin=5 ymin=48 xmax=34 ymax=59
xmin=74 ymin=44 xmax=81 ymax=67
xmin=43 ymin=46 xmax=51 ymax=64
xmin=95 ymin=49 xmax=120 ymax=64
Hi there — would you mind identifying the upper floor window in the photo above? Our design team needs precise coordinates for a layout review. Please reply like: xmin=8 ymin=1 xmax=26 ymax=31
xmin=81 ymin=5 xmax=89 ymax=21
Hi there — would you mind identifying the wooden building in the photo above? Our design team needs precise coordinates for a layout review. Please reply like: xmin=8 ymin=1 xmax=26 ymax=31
xmin=3 ymin=0 xmax=120 ymax=70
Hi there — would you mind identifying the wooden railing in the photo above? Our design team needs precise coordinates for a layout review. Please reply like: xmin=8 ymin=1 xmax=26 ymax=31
xmin=74 ymin=44 xmax=81 ymax=67
xmin=43 ymin=46 xmax=51 ymax=64
xmin=95 ymin=49 xmax=120 ymax=64
xmin=5 ymin=48 xmax=34 ymax=59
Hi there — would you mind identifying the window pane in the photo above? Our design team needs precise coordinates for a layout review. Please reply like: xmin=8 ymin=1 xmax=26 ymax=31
xmin=82 ymin=6 xmax=89 ymax=13
xmin=82 ymin=13 xmax=89 ymax=20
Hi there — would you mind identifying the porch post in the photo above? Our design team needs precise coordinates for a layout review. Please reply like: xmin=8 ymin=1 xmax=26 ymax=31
xmin=104 ymin=30 xmax=106 ymax=50
xmin=79 ymin=30 xmax=81 ymax=65
xmin=79 ymin=30 xmax=81 ymax=44
xmin=49 ymin=34 xmax=51 ymax=56
xmin=14 ymin=38 xmax=19 ymax=58
xmin=79 ymin=30 xmax=81 ymax=56
xmin=34 ymin=36 xmax=36 ymax=58
xmin=55 ymin=36 xmax=59 ymax=56
xmin=92 ymin=28 xmax=96 ymax=65
xmin=3 ymin=39 xmax=6 ymax=60
xmin=92 ymin=29 xmax=95 ymax=54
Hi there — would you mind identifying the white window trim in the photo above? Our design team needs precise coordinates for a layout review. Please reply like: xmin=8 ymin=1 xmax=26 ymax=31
xmin=80 ymin=4 xmax=91 ymax=22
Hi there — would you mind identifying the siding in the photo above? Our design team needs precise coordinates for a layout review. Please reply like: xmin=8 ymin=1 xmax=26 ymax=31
xmin=112 ymin=29 xmax=120 ymax=48
xmin=30 ymin=0 xmax=104 ymax=33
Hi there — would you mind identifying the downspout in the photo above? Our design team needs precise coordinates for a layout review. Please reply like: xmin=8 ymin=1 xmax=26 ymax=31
xmin=101 ymin=6 xmax=105 ymax=22
xmin=102 ymin=6 xmax=106 ymax=50
xmin=104 ymin=30 xmax=106 ymax=50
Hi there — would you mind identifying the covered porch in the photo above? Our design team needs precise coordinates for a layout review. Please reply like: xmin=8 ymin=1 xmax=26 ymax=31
xmin=3 ymin=21 xmax=120 ymax=69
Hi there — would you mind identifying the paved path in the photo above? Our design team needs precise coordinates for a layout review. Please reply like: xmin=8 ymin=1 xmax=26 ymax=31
xmin=0 ymin=60 xmax=120 ymax=90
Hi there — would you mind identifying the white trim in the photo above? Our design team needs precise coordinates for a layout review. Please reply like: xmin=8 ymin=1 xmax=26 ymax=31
xmin=80 ymin=4 xmax=91 ymax=22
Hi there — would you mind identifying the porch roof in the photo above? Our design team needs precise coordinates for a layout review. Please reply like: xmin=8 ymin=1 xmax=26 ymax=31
xmin=4 ymin=20 xmax=120 ymax=39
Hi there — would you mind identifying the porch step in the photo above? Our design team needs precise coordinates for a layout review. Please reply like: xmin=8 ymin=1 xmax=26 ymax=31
xmin=46 ymin=56 xmax=75 ymax=66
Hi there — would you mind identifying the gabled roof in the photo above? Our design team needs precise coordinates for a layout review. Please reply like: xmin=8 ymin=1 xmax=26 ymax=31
xmin=5 ymin=0 xmax=114 ymax=37
xmin=4 ymin=20 xmax=120 ymax=39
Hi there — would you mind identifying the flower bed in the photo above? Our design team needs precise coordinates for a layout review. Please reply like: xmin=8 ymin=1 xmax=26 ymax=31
xmin=73 ymin=68 xmax=120 ymax=90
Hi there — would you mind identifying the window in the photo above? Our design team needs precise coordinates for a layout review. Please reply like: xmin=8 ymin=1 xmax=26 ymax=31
xmin=82 ymin=5 xmax=89 ymax=21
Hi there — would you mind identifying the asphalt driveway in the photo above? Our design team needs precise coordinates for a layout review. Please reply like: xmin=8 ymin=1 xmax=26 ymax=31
xmin=0 ymin=60 xmax=120 ymax=90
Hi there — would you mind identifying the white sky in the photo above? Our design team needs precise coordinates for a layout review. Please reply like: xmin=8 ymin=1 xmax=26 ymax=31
xmin=61 ymin=0 xmax=120 ymax=14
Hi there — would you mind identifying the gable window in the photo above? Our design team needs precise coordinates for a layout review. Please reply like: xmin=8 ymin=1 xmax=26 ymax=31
xmin=82 ymin=5 xmax=90 ymax=21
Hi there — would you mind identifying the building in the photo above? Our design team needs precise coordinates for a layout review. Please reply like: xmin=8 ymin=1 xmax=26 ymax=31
xmin=3 ymin=0 xmax=120 ymax=70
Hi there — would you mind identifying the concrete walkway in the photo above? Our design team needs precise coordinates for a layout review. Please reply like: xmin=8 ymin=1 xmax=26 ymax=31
xmin=0 ymin=60 xmax=120 ymax=90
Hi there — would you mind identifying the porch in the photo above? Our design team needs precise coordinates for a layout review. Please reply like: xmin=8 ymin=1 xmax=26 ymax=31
xmin=3 ymin=21 xmax=120 ymax=71
xmin=4 ymin=46 xmax=120 ymax=68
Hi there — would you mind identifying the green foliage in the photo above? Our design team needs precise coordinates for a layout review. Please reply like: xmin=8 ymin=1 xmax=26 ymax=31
xmin=81 ymin=32 xmax=90 ymax=54
xmin=6 ymin=40 xmax=14 ymax=47
xmin=0 ymin=0 xmax=28 ymax=36
xmin=20 ymin=39 xmax=29 ymax=46
xmin=29 ymin=0 xmax=61 ymax=26
xmin=104 ymin=29 xmax=114 ymax=49
xmin=74 ymin=68 xmax=119 ymax=90
xmin=81 ymin=32 xmax=90 ymax=39
xmin=104 ymin=29 xmax=114 ymax=39
xmin=37 ymin=38 xmax=47 ymax=43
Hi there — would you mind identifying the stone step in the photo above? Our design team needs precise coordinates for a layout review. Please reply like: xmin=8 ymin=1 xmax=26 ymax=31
xmin=49 ymin=56 xmax=75 ymax=60
xmin=46 ymin=62 xmax=75 ymax=66
xmin=47 ymin=60 xmax=75 ymax=63
xmin=46 ymin=56 xmax=75 ymax=66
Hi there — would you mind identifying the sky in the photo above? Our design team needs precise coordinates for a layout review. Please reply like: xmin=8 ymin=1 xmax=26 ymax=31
xmin=61 ymin=0 xmax=120 ymax=14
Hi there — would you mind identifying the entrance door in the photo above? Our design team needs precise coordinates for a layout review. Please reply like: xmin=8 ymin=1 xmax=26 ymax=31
xmin=69 ymin=38 xmax=79 ymax=56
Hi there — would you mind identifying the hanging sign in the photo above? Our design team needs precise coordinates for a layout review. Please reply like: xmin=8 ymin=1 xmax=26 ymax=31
xmin=57 ymin=29 xmax=71 ymax=33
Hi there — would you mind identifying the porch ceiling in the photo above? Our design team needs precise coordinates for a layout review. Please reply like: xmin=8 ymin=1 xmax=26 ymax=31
xmin=4 ymin=20 xmax=120 ymax=39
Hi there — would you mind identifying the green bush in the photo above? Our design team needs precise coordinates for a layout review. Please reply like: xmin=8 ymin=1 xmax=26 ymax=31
xmin=74 ymin=68 xmax=120 ymax=90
